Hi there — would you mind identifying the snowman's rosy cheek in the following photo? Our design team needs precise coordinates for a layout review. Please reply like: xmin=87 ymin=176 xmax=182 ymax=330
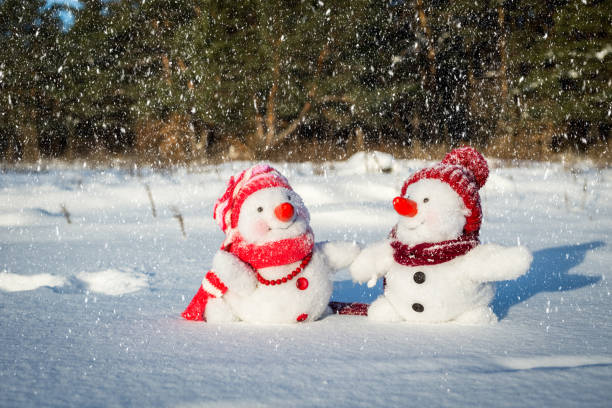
xmin=253 ymin=219 xmax=270 ymax=237
xmin=425 ymin=210 xmax=440 ymax=225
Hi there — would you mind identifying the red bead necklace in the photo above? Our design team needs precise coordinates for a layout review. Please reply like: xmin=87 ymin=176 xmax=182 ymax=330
xmin=255 ymin=252 xmax=312 ymax=286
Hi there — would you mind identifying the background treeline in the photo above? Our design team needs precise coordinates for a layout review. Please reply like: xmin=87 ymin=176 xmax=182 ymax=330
xmin=0 ymin=0 xmax=610 ymax=165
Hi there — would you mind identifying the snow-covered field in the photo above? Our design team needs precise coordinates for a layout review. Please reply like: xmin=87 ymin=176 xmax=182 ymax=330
xmin=1 ymin=155 xmax=611 ymax=407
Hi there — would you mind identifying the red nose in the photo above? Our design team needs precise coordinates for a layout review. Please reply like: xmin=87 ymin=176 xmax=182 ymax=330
xmin=393 ymin=196 xmax=418 ymax=217
xmin=274 ymin=202 xmax=294 ymax=222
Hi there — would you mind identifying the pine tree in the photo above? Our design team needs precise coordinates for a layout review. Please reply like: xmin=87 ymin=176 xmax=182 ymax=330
xmin=170 ymin=0 xmax=372 ymax=157
xmin=333 ymin=1 xmax=425 ymax=148
xmin=507 ymin=0 xmax=611 ymax=152
xmin=442 ymin=0 xmax=511 ymax=146
xmin=61 ymin=0 xmax=138 ymax=156
xmin=118 ymin=0 xmax=210 ymax=162
xmin=0 ymin=0 xmax=65 ymax=160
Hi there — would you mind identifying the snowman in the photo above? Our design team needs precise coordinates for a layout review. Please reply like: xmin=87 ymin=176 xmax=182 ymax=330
xmin=350 ymin=147 xmax=532 ymax=324
xmin=182 ymin=164 xmax=359 ymax=324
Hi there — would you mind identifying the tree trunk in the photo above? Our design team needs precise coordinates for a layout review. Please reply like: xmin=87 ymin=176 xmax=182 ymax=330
xmin=416 ymin=0 xmax=436 ymax=82
xmin=264 ymin=38 xmax=281 ymax=147
xmin=354 ymin=126 xmax=365 ymax=152
xmin=17 ymin=110 xmax=40 ymax=162
xmin=254 ymin=95 xmax=266 ymax=142
xmin=161 ymin=54 xmax=171 ymax=85
xmin=497 ymin=4 xmax=509 ymax=105
xmin=466 ymin=46 xmax=478 ymax=121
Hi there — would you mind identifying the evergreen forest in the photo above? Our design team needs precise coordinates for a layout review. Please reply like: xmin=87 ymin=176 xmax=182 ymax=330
xmin=1 ymin=0 xmax=610 ymax=164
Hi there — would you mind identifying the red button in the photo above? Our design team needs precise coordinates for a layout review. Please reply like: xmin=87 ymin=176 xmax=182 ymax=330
xmin=296 ymin=277 xmax=308 ymax=290
xmin=297 ymin=313 xmax=308 ymax=322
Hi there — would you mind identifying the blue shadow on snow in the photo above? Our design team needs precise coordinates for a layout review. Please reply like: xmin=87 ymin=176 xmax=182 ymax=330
xmin=331 ymin=279 xmax=383 ymax=304
xmin=492 ymin=241 xmax=604 ymax=320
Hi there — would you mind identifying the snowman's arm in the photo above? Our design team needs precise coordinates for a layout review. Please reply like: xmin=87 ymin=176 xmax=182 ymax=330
xmin=317 ymin=241 xmax=361 ymax=272
xmin=209 ymin=250 xmax=257 ymax=297
xmin=462 ymin=244 xmax=532 ymax=283
xmin=349 ymin=240 xmax=394 ymax=284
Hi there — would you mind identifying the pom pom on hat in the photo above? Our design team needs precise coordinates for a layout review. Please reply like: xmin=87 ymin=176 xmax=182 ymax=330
xmin=213 ymin=164 xmax=292 ymax=246
xmin=441 ymin=146 xmax=489 ymax=188
xmin=401 ymin=146 xmax=489 ymax=235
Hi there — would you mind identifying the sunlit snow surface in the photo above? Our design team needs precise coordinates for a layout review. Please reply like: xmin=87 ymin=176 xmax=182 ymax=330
xmin=1 ymin=157 xmax=610 ymax=407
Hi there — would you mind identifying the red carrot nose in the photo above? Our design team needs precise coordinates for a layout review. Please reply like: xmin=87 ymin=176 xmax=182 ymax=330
xmin=393 ymin=196 xmax=418 ymax=217
xmin=274 ymin=202 xmax=294 ymax=222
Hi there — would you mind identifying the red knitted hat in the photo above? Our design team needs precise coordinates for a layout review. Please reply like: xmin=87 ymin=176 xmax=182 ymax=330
xmin=213 ymin=164 xmax=292 ymax=246
xmin=400 ymin=146 xmax=489 ymax=235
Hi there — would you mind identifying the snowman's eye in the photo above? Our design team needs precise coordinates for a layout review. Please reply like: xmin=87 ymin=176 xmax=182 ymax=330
xmin=287 ymin=194 xmax=291 ymax=201
xmin=423 ymin=198 xmax=429 ymax=203
xmin=257 ymin=207 xmax=263 ymax=213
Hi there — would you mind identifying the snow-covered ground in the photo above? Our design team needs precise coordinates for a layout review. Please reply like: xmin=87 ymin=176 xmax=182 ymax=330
xmin=1 ymin=155 xmax=611 ymax=407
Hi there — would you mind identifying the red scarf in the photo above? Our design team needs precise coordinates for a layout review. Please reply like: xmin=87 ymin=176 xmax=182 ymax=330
xmin=389 ymin=227 xmax=479 ymax=267
xmin=227 ymin=228 xmax=315 ymax=269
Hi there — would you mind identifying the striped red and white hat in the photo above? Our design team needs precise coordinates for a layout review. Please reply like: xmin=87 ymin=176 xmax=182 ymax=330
xmin=213 ymin=164 xmax=291 ymax=247
xmin=401 ymin=146 xmax=489 ymax=235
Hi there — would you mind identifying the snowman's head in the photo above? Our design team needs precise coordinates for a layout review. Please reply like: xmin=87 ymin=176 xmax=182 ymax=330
xmin=237 ymin=186 xmax=310 ymax=245
xmin=213 ymin=164 xmax=311 ymax=248
xmin=393 ymin=147 xmax=489 ymax=245
xmin=393 ymin=178 xmax=470 ymax=245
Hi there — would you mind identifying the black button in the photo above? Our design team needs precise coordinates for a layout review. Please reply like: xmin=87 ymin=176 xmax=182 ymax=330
xmin=413 ymin=271 xmax=426 ymax=284
xmin=412 ymin=303 xmax=424 ymax=313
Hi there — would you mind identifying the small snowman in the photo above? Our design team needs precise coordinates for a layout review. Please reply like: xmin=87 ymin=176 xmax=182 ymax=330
xmin=183 ymin=164 xmax=359 ymax=323
xmin=350 ymin=147 xmax=532 ymax=324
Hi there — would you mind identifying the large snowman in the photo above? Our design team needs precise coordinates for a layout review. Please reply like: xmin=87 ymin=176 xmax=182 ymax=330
xmin=350 ymin=147 xmax=532 ymax=324
xmin=183 ymin=164 xmax=359 ymax=323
